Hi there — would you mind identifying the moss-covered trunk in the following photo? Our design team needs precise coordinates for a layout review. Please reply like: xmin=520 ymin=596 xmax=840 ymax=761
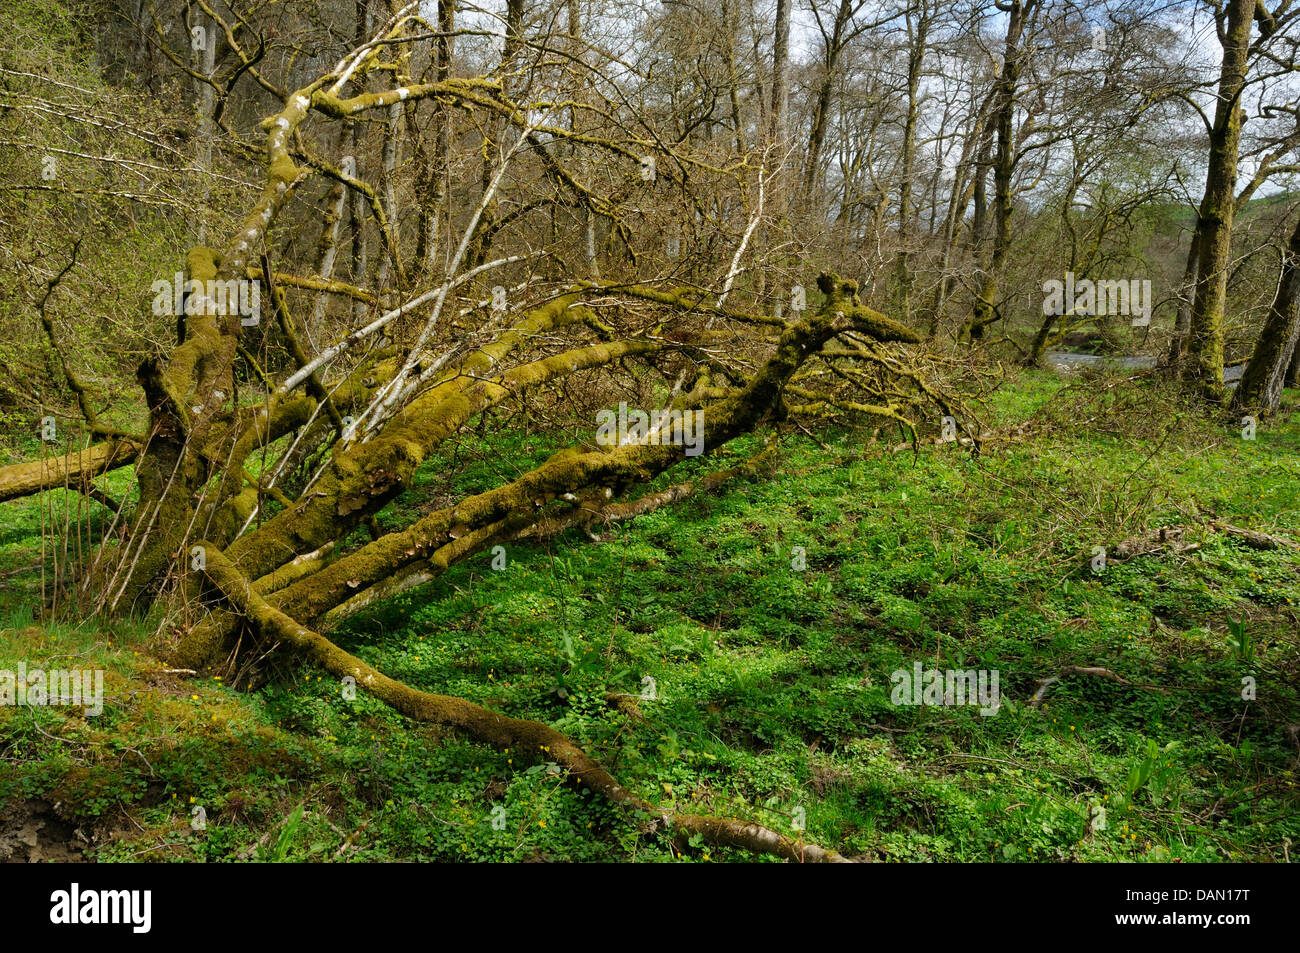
xmin=1185 ymin=0 xmax=1253 ymax=401
xmin=175 ymin=276 xmax=918 ymax=670
xmin=113 ymin=248 xmax=236 ymax=612
xmin=0 ymin=439 xmax=139 ymax=504
xmin=1233 ymin=210 xmax=1300 ymax=415
xmin=219 ymin=297 xmax=587 ymax=583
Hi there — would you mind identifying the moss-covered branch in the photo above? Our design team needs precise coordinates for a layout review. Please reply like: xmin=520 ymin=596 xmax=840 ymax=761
xmin=197 ymin=542 xmax=848 ymax=863
xmin=0 ymin=439 xmax=140 ymax=504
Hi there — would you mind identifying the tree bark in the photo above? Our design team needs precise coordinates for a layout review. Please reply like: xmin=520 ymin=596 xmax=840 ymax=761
xmin=0 ymin=439 xmax=139 ymax=504
xmin=1233 ymin=209 xmax=1300 ymax=415
xmin=1185 ymin=0 xmax=1254 ymax=400
xmin=415 ymin=0 xmax=456 ymax=277
xmin=802 ymin=0 xmax=854 ymax=197
xmin=966 ymin=0 xmax=1031 ymax=342
xmin=769 ymin=0 xmax=791 ymax=145
xmin=894 ymin=3 xmax=929 ymax=325
xmin=1167 ymin=227 xmax=1200 ymax=368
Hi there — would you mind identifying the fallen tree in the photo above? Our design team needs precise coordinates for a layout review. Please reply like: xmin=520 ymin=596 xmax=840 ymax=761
xmin=159 ymin=276 xmax=926 ymax=864
xmin=154 ymin=271 xmax=921 ymax=865
xmin=2 ymin=2 xmax=948 ymax=861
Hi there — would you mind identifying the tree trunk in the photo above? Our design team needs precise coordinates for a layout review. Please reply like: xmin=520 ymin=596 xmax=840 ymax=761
xmin=966 ymin=0 xmax=1030 ymax=342
xmin=802 ymin=0 xmax=853 ymax=197
xmin=926 ymin=87 xmax=993 ymax=337
xmin=349 ymin=0 xmax=372 ymax=326
xmin=720 ymin=0 xmax=746 ymax=156
xmin=770 ymin=0 xmax=791 ymax=145
xmin=1233 ymin=210 xmax=1300 ymax=415
xmin=414 ymin=0 xmax=456 ymax=277
xmin=193 ymin=12 xmax=217 ymax=245
xmin=1167 ymin=227 xmax=1200 ymax=368
xmin=1185 ymin=0 xmax=1254 ymax=400
xmin=894 ymin=4 xmax=928 ymax=325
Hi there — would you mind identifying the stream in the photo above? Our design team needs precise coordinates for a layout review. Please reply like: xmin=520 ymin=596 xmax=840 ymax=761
xmin=1045 ymin=352 xmax=1245 ymax=385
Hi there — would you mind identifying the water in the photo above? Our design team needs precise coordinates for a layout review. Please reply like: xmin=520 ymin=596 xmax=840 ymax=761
xmin=1044 ymin=352 xmax=1245 ymax=385
xmin=1045 ymin=352 xmax=1156 ymax=373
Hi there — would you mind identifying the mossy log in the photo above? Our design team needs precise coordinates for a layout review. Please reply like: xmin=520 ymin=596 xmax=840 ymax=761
xmin=0 ymin=438 xmax=140 ymax=503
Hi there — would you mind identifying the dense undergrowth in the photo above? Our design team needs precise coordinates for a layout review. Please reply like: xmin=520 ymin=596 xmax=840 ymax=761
xmin=2 ymin=368 xmax=1298 ymax=862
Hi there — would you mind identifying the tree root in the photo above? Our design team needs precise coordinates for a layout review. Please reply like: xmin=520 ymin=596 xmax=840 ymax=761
xmin=198 ymin=542 xmax=849 ymax=862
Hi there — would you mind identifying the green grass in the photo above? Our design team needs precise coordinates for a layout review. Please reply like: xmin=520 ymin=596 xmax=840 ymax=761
xmin=2 ymin=369 xmax=1298 ymax=862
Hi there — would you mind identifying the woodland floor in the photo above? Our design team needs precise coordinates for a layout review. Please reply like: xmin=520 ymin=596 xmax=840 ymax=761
xmin=2 ymin=368 xmax=1298 ymax=862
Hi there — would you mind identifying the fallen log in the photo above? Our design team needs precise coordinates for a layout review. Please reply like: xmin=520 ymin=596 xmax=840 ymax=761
xmin=0 ymin=438 xmax=140 ymax=503
xmin=1209 ymin=521 xmax=1300 ymax=551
